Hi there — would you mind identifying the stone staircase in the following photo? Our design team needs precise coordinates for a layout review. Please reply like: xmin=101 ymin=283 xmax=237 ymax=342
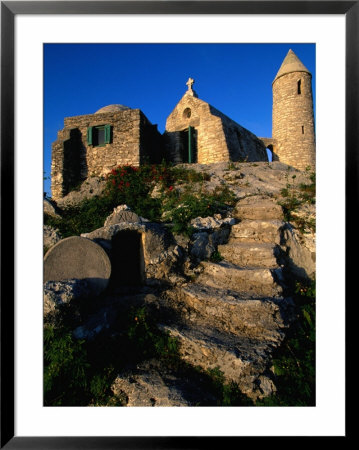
xmin=159 ymin=196 xmax=293 ymax=400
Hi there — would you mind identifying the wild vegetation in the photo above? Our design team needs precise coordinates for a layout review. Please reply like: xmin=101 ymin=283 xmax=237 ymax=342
xmin=44 ymin=162 xmax=316 ymax=406
xmin=256 ymin=278 xmax=316 ymax=406
xmin=44 ymin=277 xmax=315 ymax=406
xmin=278 ymin=167 xmax=316 ymax=233
xmin=45 ymin=162 xmax=236 ymax=238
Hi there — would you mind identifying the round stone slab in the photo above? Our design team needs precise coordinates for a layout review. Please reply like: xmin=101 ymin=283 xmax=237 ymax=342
xmin=44 ymin=236 xmax=111 ymax=296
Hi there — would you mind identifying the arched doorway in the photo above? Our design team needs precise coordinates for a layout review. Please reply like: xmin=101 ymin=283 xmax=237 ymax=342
xmin=109 ymin=231 xmax=145 ymax=288
xmin=266 ymin=144 xmax=274 ymax=162
xmin=180 ymin=126 xmax=197 ymax=163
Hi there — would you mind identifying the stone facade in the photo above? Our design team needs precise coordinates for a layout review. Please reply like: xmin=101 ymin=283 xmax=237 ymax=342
xmin=164 ymin=83 xmax=268 ymax=164
xmin=271 ymin=49 xmax=316 ymax=171
xmin=51 ymin=106 xmax=162 ymax=200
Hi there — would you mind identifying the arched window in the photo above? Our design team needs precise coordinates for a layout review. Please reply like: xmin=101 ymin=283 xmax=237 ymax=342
xmin=297 ymin=79 xmax=302 ymax=95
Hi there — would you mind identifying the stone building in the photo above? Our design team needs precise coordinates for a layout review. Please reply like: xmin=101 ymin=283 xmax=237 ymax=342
xmin=265 ymin=49 xmax=316 ymax=171
xmin=50 ymin=49 xmax=315 ymax=200
xmin=51 ymin=105 xmax=163 ymax=200
xmin=164 ymin=78 xmax=268 ymax=164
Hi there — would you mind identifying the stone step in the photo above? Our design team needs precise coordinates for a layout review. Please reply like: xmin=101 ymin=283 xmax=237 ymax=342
xmin=198 ymin=261 xmax=284 ymax=297
xmin=111 ymin=359 xmax=219 ymax=406
xmin=217 ymin=241 xmax=279 ymax=268
xmin=177 ymin=283 xmax=290 ymax=340
xmin=230 ymin=219 xmax=284 ymax=244
xmin=159 ymin=322 xmax=279 ymax=400
xmin=233 ymin=195 xmax=284 ymax=221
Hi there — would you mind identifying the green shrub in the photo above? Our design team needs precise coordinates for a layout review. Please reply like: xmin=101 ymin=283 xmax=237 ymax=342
xmin=46 ymin=163 xmax=213 ymax=236
xmin=44 ymin=303 xmax=181 ymax=406
xmin=46 ymin=163 xmax=237 ymax=237
xmin=162 ymin=185 xmax=237 ymax=235
xmin=45 ymin=194 xmax=116 ymax=237
xmin=44 ymin=325 xmax=90 ymax=405
xmin=278 ymin=170 xmax=316 ymax=232
xmin=199 ymin=366 xmax=253 ymax=406
xmin=209 ymin=251 xmax=223 ymax=263
xmin=125 ymin=306 xmax=179 ymax=361
xmin=256 ymin=278 xmax=316 ymax=406
xmin=168 ymin=166 xmax=211 ymax=184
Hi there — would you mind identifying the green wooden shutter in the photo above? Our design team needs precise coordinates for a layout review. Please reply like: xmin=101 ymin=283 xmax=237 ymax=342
xmin=87 ymin=126 xmax=93 ymax=145
xmin=188 ymin=126 xmax=192 ymax=163
xmin=104 ymin=124 xmax=111 ymax=144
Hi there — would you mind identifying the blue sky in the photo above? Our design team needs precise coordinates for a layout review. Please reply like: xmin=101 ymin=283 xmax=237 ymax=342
xmin=44 ymin=43 xmax=315 ymax=196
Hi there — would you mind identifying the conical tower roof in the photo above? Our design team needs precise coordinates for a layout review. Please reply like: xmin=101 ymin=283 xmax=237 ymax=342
xmin=273 ymin=49 xmax=311 ymax=83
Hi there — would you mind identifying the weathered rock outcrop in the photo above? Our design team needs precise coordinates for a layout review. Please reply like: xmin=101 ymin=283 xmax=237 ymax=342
xmin=43 ymin=225 xmax=62 ymax=250
xmin=44 ymin=198 xmax=62 ymax=218
xmin=280 ymin=224 xmax=316 ymax=280
xmin=81 ymin=219 xmax=183 ymax=286
xmin=44 ymin=278 xmax=92 ymax=324
xmin=44 ymin=162 xmax=315 ymax=405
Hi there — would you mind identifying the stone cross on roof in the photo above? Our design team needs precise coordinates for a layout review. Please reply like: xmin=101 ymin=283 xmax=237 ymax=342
xmin=185 ymin=77 xmax=198 ymax=97
xmin=186 ymin=77 xmax=194 ymax=90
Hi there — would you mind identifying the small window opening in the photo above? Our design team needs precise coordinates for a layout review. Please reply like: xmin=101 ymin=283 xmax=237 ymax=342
xmin=87 ymin=124 xmax=111 ymax=146
xmin=302 ymin=125 xmax=305 ymax=134
xmin=297 ymin=79 xmax=302 ymax=95
xmin=93 ymin=126 xmax=106 ymax=146
xmin=183 ymin=107 xmax=192 ymax=119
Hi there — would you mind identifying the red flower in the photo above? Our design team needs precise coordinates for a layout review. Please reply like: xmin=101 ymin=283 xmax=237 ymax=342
xmin=126 ymin=182 xmax=130 ymax=187
xmin=112 ymin=179 xmax=116 ymax=186
xmin=169 ymin=186 xmax=174 ymax=191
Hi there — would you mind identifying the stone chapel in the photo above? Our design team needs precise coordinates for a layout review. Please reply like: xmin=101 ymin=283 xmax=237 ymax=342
xmin=51 ymin=49 xmax=315 ymax=200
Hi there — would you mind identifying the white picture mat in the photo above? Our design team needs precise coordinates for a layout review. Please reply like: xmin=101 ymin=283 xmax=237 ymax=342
xmin=14 ymin=14 xmax=345 ymax=436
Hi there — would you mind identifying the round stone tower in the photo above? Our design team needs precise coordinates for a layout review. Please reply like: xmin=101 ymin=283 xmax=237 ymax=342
xmin=272 ymin=49 xmax=315 ymax=171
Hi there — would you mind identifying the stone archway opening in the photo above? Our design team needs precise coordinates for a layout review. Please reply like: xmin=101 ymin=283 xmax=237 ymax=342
xmin=109 ymin=230 xmax=145 ymax=288
xmin=266 ymin=144 xmax=274 ymax=162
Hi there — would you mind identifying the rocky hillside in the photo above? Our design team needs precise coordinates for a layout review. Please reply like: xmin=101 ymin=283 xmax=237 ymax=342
xmin=43 ymin=161 xmax=316 ymax=406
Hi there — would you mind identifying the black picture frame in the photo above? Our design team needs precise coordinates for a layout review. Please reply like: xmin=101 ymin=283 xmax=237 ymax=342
xmin=1 ymin=1 xmax=354 ymax=447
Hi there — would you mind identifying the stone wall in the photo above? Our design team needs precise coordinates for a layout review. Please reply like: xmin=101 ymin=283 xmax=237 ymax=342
xmin=51 ymin=109 xmax=162 ymax=200
xmin=165 ymin=92 xmax=268 ymax=164
xmin=272 ymin=71 xmax=315 ymax=171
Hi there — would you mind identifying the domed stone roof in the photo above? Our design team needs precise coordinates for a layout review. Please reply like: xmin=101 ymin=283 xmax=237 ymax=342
xmin=95 ymin=104 xmax=131 ymax=114
xmin=273 ymin=49 xmax=311 ymax=82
